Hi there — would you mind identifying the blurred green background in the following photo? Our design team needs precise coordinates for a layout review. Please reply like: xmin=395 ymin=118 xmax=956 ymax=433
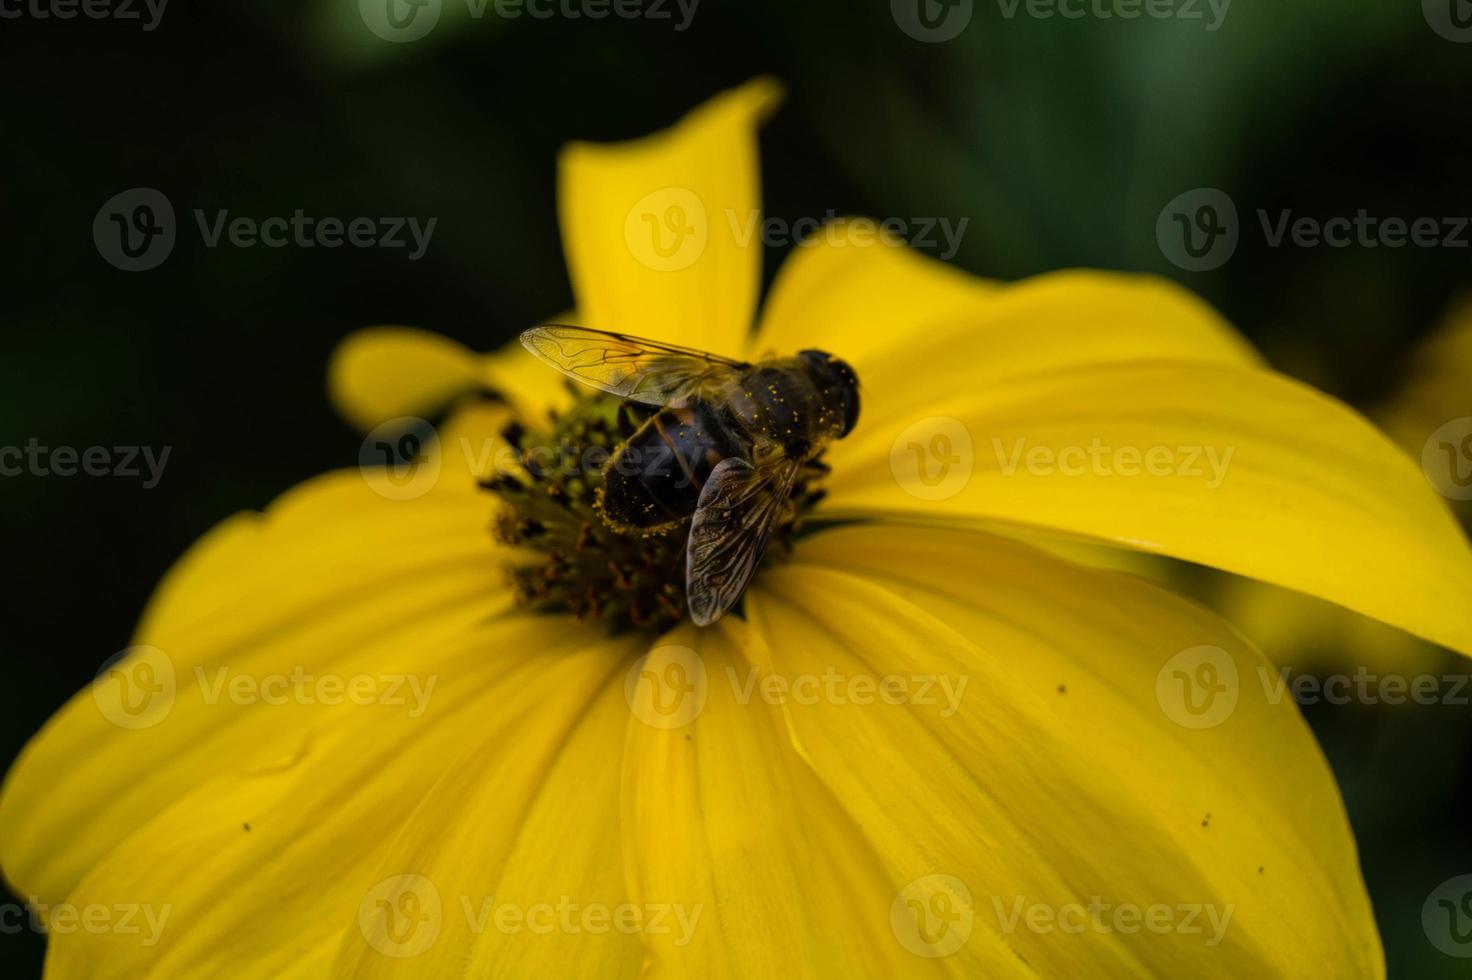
xmin=2 ymin=0 xmax=1470 ymax=975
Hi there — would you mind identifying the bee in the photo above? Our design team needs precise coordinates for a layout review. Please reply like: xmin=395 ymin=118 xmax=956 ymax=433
xmin=520 ymin=325 xmax=860 ymax=626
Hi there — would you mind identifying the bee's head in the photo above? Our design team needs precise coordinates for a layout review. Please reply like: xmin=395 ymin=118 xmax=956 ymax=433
xmin=800 ymin=349 xmax=861 ymax=438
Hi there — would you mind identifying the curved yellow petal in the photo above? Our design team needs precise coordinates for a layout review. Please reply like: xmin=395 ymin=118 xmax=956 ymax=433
xmin=558 ymin=78 xmax=781 ymax=357
xmin=753 ymin=229 xmax=1259 ymax=380
xmin=1212 ymin=574 xmax=1437 ymax=676
xmin=0 ymin=407 xmax=514 ymax=909
xmin=619 ymin=624 xmax=957 ymax=979
xmin=743 ymin=524 xmax=1382 ymax=978
xmin=40 ymin=617 xmax=607 ymax=979
xmin=328 ymin=326 xmax=489 ymax=432
xmin=331 ymin=636 xmax=643 ymax=980
xmin=822 ymin=361 xmax=1472 ymax=657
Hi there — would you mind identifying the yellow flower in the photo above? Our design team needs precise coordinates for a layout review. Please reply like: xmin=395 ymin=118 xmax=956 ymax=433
xmin=6 ymin=77 xmax=1472 ymax=978
xmin=1213 ymin=298 xmax=1472 ymax=676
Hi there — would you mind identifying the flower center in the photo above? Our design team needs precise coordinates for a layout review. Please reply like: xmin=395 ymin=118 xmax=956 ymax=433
xmin=483 ymin=391 xmax=830 ymax=633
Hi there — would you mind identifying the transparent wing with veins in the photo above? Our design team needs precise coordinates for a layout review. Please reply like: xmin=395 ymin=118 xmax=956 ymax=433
xmin=686 ymin=453 xmax=801 ymax=626
xmin=519 ymin=324 xmax=748 ymax=407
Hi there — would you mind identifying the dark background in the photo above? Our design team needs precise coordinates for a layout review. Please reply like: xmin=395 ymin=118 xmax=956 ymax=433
xmin=3 ymin=0 xmax=1471 ymax=975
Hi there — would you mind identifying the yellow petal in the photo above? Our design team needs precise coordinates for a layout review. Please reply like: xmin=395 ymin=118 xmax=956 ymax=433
xmin=558 ymin=78 xmax=781 ymax=357
xmin=332 ymin=637 xmax=644 ymax=980
xmin=743 ymin=524 xmax=1382 ymax=977
xmin=1212 ymin=574 xmax=1438 ymax=676
xmin=620 ymin=623 xmax=954 ymax=979
xmin=823 ymin=361 xmax=1472 ymax=657
xmin=753 ymin=229 xmax=1259 ymax=380
xmin=328 ymin=326 xmax=488 ymax=432
xmin=40 ymin=618 xmax=610 ymax=979
xmin=0 ymin=407 xmax=513 ymax=908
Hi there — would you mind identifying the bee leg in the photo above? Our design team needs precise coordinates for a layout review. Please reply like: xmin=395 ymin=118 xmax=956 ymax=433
xmin=616 ymin=401 xmax=651 ymax=439
xmin=653 ymin=412 xmax=704 ymax=492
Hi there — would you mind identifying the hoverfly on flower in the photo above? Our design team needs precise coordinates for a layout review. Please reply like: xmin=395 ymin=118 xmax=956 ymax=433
xmin=520 ymin=324 xmax=860 ymax=625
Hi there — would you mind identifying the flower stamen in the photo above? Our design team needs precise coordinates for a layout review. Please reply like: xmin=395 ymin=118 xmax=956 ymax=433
xmin=484 ymin=391 xmax=830 ymax=632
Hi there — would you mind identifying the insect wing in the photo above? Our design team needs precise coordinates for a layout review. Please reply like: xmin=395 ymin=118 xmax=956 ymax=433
xmin=520 ymin=325 xmax=746 ymax=407
xmin=685 ymin=454 xmax=801 ymax=626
